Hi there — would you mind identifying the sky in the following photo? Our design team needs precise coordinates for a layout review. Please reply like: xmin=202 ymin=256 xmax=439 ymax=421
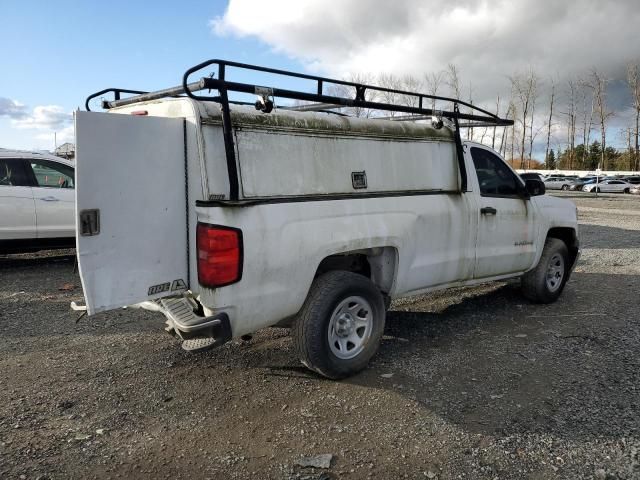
xmin=1 ymin=0 xmax=639 ymax=155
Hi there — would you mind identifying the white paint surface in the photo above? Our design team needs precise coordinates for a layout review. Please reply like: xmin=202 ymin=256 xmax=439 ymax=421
xmin=74 ymin=99 xmax=579 ymax=343
xmin=0 ymin=186 xmax=36 ymax=239
xmin=235 ymin=129 xmax=457 ymax=197
xmin=75 ymin=111 xmax=188 ymax=314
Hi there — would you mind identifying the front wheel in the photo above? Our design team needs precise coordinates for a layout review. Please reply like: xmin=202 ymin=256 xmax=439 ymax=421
xmin=561 ymin=184 xmax=569 ymax=190
xmin=293 ymin=271 xmax=386 ymax=379
xmin=624 ymin=188 xmax=630 ymax=194
xmin=521 ymin=238 xmax=569 ymax=303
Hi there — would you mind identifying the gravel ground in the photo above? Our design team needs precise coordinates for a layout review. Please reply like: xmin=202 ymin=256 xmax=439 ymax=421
xmin=1 ymin=192 xmax=639 ymax=480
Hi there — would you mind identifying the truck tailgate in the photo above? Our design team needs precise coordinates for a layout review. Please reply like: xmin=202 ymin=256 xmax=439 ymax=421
xmin=75 ymin=111 xmax=188 ymax=314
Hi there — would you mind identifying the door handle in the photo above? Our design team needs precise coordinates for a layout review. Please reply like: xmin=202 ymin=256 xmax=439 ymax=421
xmin=39 ymin=196 xmax=59 ymax=202
xmin=480 ymin=206 xmax=497 ymax=215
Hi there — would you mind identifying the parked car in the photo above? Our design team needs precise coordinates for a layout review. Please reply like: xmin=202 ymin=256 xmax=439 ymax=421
xmin=622 ymin=176 xmax=640 ymax=185
xmin=520 ymin=172 xmax=544 ymax=182
xmin=544 ymin=176 xmax=575 ymax=190
xmin=0 ymin=150 xmax=75 ymax=253
xmin=75 ymin=60 xmax=579 ymax=379
xmin=569 ymin=178 xmax=595 ymax=191
xmin=583 ymin=179 xmax=633 ymax=193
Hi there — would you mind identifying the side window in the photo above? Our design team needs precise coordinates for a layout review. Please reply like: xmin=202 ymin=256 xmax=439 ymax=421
xmin=470 ymin=147 xmax=520 ymax=197
xmin=0 ymin=158 xmax=32 ymax=187
xmin=29 ymin=160 xmax=74 ymax=189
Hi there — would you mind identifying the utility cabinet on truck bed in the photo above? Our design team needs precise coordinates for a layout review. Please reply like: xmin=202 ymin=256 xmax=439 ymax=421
xmin=75 ymin=60 xmax=580 ymax=378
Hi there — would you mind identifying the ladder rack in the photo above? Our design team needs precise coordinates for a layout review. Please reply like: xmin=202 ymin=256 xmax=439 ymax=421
xmin=86 ymin=59 xmax=512 ymax=126
xmin=84 ymin=59 xmax=515 ymax=201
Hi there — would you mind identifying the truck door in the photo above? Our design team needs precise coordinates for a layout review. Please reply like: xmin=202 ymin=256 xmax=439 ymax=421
xmin=468 ymin=146 xmax=536 ymax=278
xmin=75 ymin=111 xmax=188 ymax=314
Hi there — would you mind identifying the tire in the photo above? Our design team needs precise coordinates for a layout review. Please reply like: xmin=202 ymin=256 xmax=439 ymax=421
xmin=293 ymin=271 xmax=386 ymax=379
xmin=624 ymin=188 xmax=630 ymax=194
xmin=561 ymin=184 xmax=569 ymax=190
xmin=521 ymin=238 xmax=569 ymax=304
xmin=596 ymin=187 xmax=601 ymax=193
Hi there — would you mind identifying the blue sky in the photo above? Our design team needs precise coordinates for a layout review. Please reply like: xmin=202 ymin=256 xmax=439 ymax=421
xmin=0 ymin=0 xmax=301 ymax=150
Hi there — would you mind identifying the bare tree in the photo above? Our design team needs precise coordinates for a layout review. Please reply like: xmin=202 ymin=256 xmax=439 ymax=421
xmin=544 ymin=78 xmax=556 ymax=169
xmin=446 ymin=64 xmax=475 ymax=140
xmin=400 ymin=75 xmax=423 ymax=109
xmin=501 ymin=100 xmax=517 ymax=160
xmin=328 ymin=73 xmax=378 ymax=118
xmin=627 ymin=62 xmax=640 ymax=171
xmin=588 ymin=69 xmax=614 ymax=169
xmin=424 ymin=70 xmax=446 ymax=110
xmin=559 ymin=79 xmax=578 ymax=169
xmin=527 ymin=83 xmax=539 ymax=168
xmin=508 ymin=102 xmax=518 ymax=163
xmin=377 ymin=73 xmax=402 ymax=117
xmin=510 ymin=69 xmax=539 ymax=166
xmin=492 ymin=95 xmax=501 ymax=149
xmin=445 ymin=64 xmax=462 ymax=99
xmin=626 ymin=127 xmax=634 ymax=170
xmin=578 ymin=79 xmax=594 ymax=168
xmin=467 ymin=81 xmax=475 ymax=141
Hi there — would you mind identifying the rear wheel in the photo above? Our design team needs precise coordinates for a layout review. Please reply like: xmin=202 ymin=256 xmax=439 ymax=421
xmin=521 ymin=238 xmax=569 ymax=303
xmin=561 ymin=184 xmax=569 ymax=190
xmin=293 ymin=271 xmax=386 ymax=379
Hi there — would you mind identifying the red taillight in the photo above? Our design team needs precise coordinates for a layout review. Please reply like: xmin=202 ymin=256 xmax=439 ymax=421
xmin=196 ymin=223 xmax=243 ymax=287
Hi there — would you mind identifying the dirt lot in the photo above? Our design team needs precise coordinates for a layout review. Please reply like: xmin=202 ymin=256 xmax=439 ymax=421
xmin=1 ymin=192 xmax=639 ymax=480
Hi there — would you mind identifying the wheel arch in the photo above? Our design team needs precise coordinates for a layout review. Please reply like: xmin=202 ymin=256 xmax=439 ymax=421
xmin=547 ymin=227 xmax=579 ymax=273
xmin=314 ymin=247 xmax=399 ymax=296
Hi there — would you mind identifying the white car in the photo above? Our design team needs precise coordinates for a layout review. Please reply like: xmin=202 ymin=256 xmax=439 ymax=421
xmin=543 ymin=176 xmax=575 ymax=190
xmin=582 ymin=179 xmax=633 ymax=193
xmin=0 ymin=150 xmax=75 ymax=253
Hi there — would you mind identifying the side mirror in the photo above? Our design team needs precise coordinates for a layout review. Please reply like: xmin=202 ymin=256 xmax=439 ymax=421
xmin=525 ymin=179 xmax=545 ymax=196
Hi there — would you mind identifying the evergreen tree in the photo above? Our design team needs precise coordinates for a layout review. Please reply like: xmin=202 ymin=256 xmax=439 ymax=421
xmin=604 ymin=146 xmax=620 ymax=168
xmin=588 ymin=141 xmax=602 ymax=170
xmin=546 ymin=149 xmax=556 ymax=169
xmin=574 ymin=144 xmax=586 ymax=169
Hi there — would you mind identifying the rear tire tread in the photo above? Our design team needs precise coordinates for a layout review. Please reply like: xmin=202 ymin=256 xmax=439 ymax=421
xmin=293 ymin=271 xmax=385 ymax=379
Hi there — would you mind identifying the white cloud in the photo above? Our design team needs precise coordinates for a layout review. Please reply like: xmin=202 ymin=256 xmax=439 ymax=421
xmin=35 ymin=125 xmax=74 ymax=148
xmin=12 ymin=105 xmax=72 ymax=131
xmin=0 ymin=97 xmax=28 ymax=119
xmin=212 ymin=0 xmax=640 ymax=155
xmin=212 ymin=0 xmax=640 ymax=107
xmin=0 ymin=98 xmax=73 ymax=151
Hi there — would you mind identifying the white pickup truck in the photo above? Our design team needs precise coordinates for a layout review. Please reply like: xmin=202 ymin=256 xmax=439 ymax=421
xmin=75 ymin=60 xmax=579 ymax=379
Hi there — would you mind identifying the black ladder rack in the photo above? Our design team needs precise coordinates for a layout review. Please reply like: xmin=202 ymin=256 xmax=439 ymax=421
xmin=85 ymin=59 xmax=514 ymax=201
xmin=86 ymin=59 xmax=513 ymax=127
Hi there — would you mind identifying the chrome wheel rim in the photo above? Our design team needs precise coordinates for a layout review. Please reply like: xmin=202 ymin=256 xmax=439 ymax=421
xmin=328 ymin=296 xmax=373 ymax=360
xmin=545 ymin=253 xmax=565 ymax=292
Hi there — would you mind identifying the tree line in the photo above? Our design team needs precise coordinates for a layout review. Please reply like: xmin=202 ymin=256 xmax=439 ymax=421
xmin=327 ymin=62 xmax=640 ymax=172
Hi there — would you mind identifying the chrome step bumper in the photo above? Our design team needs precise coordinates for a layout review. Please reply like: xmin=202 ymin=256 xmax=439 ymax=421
xmin=159 ymin=297 xmax=232 ymax=352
